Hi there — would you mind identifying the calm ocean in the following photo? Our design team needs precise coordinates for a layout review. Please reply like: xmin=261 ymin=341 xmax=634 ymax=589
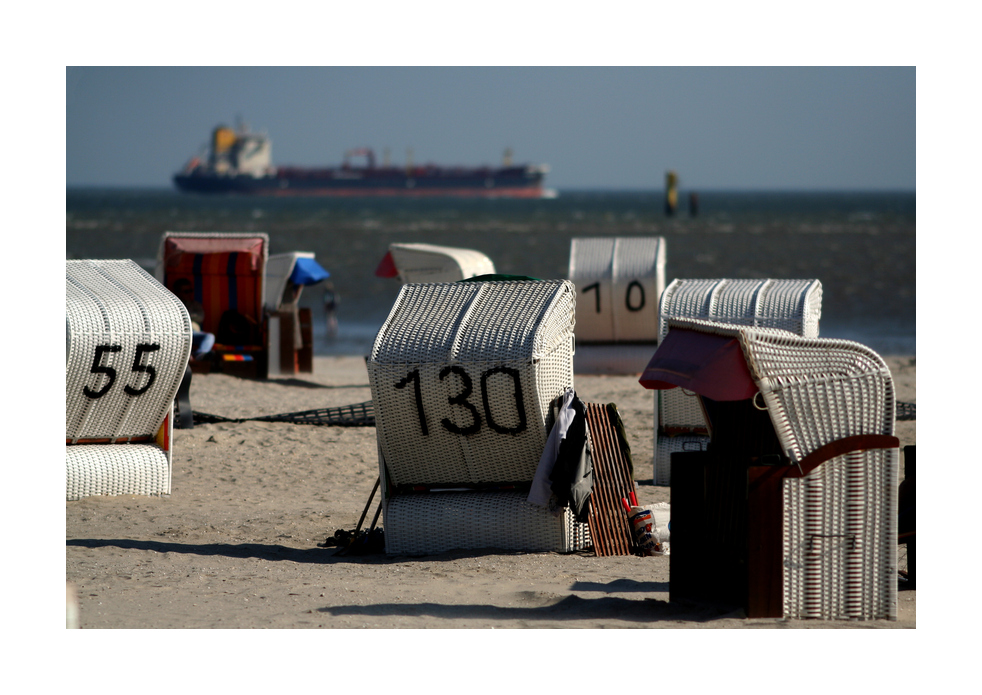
xmin=66 ymin=189 xmax=916 ymax=356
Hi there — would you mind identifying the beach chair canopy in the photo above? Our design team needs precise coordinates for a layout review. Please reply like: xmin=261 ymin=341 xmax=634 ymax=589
xmin=369 ymin=279 xmax=575 ymax=487
xmin=658 ymin=278 xmax=822 ymax=341
xmin=641 ymin=317 xmax=895 ymax=460
xmin=156 ymin=232 xmax=268 ymax=338
xmin=67 ymin=259 xmax=191 ymax=441
xmin=652 ymin=278 xmax=824 ymax=475
xmin=374 ymin=242 xmax=495 ymax=284
xmin=264 ymin=251 xmax=329 ymax=311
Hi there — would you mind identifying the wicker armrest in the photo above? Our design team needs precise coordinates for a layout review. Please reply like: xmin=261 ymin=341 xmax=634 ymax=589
xmin=788 ymin=434 xmax=900 ymax=478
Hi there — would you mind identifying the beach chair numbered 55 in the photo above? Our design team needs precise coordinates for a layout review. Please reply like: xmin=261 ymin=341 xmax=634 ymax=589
xmin=66 ymin=260 xmax=192 ymax=500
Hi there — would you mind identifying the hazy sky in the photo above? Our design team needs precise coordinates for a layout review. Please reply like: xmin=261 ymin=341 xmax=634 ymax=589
xmin=66 ymin=66 xmax=914 ymax=191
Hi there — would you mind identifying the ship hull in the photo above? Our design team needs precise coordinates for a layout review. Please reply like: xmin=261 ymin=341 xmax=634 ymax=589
xmin=174 ymin=170 xmax=550 ymax=198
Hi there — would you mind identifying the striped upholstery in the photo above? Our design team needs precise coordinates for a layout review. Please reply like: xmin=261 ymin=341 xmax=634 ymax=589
xmin=157 ymin=233 xmax=267 ymax=343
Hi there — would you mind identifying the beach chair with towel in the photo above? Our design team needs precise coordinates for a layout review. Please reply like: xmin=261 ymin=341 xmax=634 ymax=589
xmin=567 ymin=237 xmax=666 ymax=374
xmin=155 ymin=232 xmax=269 ymax=378
xmin=640 ymin=317 xmax=898 ymax=620
xmin=66 ymin=260 xmax=192 ymax=500
xmin=368 ymin=279 xmax=591 ymax=555
xmin=652 ymin=278 xmax=823 ymax=484
xmin=374 ymin=242 xmax=496 ymax=284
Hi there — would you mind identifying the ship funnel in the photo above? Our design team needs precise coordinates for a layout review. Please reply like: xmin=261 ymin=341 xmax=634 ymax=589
xmin=213 ymin=126 xmax=237 ymax=155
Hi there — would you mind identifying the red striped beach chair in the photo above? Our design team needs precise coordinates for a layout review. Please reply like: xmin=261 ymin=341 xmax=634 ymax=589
xmin=155 ymin=232 xmax=269 ymax=378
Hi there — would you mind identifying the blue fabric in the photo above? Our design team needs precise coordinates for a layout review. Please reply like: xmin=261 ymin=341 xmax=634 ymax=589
xmin=289 ymin=257 xmax=330 ymax=285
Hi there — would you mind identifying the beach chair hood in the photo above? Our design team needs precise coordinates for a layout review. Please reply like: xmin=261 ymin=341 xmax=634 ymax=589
xmin=641 ymin=317 xmax=895 ymax=462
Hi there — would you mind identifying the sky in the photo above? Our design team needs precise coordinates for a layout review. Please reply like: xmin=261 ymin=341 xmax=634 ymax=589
xmin=66 ymin=66 xmax=915 ymax=191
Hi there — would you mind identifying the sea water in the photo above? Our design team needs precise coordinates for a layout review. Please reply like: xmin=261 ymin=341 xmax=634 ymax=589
xmin=66 ymin=189 xmax=915 ymax=356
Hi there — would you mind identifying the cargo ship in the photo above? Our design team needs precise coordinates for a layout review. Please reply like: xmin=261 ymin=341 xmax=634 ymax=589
xmin=173 ymin=124 xmax=555 ymax=198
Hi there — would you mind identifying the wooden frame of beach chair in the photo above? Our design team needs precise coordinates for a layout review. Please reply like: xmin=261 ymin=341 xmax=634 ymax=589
xmin=368 ymin=279 xmax=590 ymax=555
xmin=652 ymin=278 xmax=823 ymax=484
xmin=641 ymin=318 xmax=898 ymax=620
xmin=66 ymin=260 xmax=192 ymax=500
xmin=155 ymin=232 xmax=269 ymax=378
xmin=567 ymin=237 xmax=666 ymax=374
xmin=376 ymin=242 xmax=496 ymax=284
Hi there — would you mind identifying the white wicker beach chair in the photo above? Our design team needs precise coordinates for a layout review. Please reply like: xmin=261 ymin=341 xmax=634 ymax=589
xmin=567 ymin=237 xmax=666 ymax=374
xmin=640 ymin=317 xmax=898 ymax=620
xmin=67 ymin=260 xmax=192 ymax=500
xmin=368 ymin=279 xmax=588 ymax=555
xmin=653 ymin=278 xmax=822 ymax=484
xmin=378 ymin=242 xmax=496 ymax=284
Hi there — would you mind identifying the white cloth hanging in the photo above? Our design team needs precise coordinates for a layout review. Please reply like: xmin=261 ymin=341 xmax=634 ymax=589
xmin=528 ymin=388 xmax=577 ymax=507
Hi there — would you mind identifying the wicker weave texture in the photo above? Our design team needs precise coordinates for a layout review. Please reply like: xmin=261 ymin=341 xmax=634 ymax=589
xmin=383 ymin=490 xmax=590 ymax=555
xmin=66 ymin=443 xmax=170 ymax=500
xmin=653 ymin=434 xmax=709 ymax=486
xmin=782 ymin=448 xmax=898 ymax=620
xmin=657 ymin=279 xmax=823 ymax=436
xmin=369 ymin=280 xmax=575 ymax=486
xmin=659 ymin=278 xmax=822 ymax=340
xmin=67 ymin=260 xmax=192 ymax=441
xmin=738 ymin=327 xmax=895 ymax=460
xmin=389 ymin=243 xmax=496 ymax=284
xmin=568 ymin=237 xmax=666 ymax=343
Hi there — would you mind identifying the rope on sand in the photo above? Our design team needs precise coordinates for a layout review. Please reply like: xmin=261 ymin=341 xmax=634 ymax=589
xmin=191 ymin=400 xmax=375 ymax=427
xmin=187 ymin=400 xmax=913 ymax=428
xmin=896 ymin=401 xmax=916 ymax=421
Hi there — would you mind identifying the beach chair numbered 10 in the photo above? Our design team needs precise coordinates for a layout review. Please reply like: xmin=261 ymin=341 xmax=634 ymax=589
xmin=568 ymin=237 xmax=666 ymax=343
xmin=368 ymin=279 xmax=589 ymax=555
xmin=66 ymin=260 xmax=192 ymax=500
xmin=567 ymin=237 xmax=666 ymax=374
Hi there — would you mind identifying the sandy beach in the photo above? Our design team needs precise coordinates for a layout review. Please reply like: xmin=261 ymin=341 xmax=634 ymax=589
xmin=65 ymin=354 xmax=915 ymax=629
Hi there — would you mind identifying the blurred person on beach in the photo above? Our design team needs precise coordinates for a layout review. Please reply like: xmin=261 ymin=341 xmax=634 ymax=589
xmin=323 ymin=281 xmax=339 ymax=339
xmin=173 ymin=278 xmax=215 ymax=359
